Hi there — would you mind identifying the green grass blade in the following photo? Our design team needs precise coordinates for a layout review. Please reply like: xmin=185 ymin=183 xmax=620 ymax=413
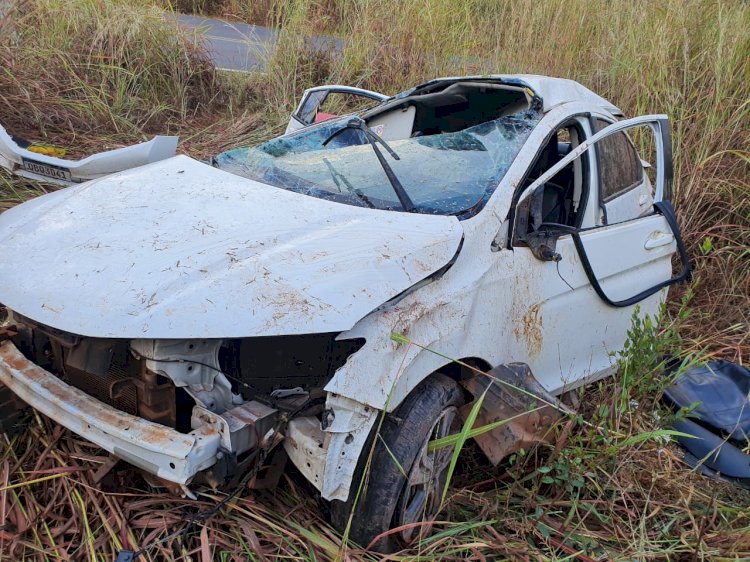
xmin=440 ymin=386 xmax=488 ymax=504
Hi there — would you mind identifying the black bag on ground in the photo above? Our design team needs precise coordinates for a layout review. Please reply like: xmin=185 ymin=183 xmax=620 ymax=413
xmin=663 ymin=360 xmax=750 ymax=483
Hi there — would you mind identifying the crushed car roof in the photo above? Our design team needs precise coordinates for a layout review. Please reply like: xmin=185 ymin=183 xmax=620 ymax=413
xmin=400 ymin=75 xmax=623 ymax=116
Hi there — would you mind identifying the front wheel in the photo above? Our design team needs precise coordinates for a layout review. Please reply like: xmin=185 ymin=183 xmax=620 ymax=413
xmin=331 ymin=374 xmax=465 ymax=552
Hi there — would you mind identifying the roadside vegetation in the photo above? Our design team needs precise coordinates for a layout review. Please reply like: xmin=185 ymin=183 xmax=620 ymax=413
xmin=0 ymin=0 xmax=748 ymax=559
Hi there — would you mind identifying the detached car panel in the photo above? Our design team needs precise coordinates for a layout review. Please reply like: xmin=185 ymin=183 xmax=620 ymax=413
xmin=0 ymin=75 xmax=690 ymax=551
xmin=0 ymin=123 xmax=178 ymax=185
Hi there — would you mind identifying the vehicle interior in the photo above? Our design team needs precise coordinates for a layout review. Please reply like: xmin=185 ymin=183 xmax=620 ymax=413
xmin=362 ymin=82 xmax=533 ymax=141
xmin=517 ymin=122 xmax=587 ymax=234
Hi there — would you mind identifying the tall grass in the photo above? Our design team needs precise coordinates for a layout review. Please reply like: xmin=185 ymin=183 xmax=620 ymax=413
xmin=189 ymin=1 xmax=749 ymax=360
xmin=0 ymin=0 xmax=223 ymax=140
xmin=0 ymin=0 xmax=749 ymax=559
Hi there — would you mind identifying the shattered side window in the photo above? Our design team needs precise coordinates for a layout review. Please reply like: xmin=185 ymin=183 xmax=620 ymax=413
xmin=214 ymin=110 xmax=541 ymax=216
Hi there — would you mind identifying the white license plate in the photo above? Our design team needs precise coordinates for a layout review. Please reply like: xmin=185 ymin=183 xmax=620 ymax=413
xmin=21 ymin=159 xmax=72 ymax=182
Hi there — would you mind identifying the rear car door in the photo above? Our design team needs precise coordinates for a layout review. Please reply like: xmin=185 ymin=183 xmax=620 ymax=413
xmin=285 ymin=86 xmax=388 ymax=134
xmin=510 ymin=115 xmax=690 ymax=393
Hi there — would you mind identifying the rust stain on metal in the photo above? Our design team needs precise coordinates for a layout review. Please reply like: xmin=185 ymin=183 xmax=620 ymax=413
xmin=515 ymin=302 xmax=543 ymax=357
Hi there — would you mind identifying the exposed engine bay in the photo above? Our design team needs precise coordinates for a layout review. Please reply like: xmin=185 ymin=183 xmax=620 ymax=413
xmin=7 ymin=310 xmax=364 ymax=491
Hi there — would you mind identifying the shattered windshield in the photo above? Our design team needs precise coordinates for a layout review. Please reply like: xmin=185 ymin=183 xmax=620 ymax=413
xmin=214 ymin=109 xmax=541 ymax=216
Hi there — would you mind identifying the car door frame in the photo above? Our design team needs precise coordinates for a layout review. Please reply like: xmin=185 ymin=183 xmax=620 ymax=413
xmin=513 ymin=114 xmax=690 ymax=307
xmin=285 ymin=86 xmax=389 ymax=135
xmin=589 ymin=114 xmax=658 ymax=226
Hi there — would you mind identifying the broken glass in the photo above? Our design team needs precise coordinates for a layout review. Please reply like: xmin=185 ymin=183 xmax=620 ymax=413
xmin=214 ymin=109 xmax=542 ymax=216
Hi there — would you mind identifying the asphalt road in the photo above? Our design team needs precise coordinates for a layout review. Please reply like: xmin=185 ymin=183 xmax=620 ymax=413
xmin=2 ymin=5 xmax=274 ymax=71
xmin=177 ymin=14 xmax=341 ymax=72
xmin=177 ymin=14 xmax=276 ymax=71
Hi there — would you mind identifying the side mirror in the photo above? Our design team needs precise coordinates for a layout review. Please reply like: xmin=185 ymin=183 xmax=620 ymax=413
xmin=525 ymin=228 xmax=564 ymax=262
xmin=521 ymin=183 xmax=570 ymax=262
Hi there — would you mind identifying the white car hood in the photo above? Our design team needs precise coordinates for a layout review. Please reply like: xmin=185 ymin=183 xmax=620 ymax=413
xmin=0 ymin=155 xmax=463 ymax=338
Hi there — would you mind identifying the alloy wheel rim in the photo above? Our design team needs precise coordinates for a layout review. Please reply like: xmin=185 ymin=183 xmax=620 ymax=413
xmin=396 ymin=405 xmax=459 ymax=544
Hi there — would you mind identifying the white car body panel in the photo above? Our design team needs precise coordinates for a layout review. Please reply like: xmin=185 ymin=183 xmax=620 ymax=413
xmin=319 ymin=110 xmax=676 ymax=500
xmin=0 ymin=123 xmax=178 ymax=185
xmin=0 ymin=155 xmax=463 ymax=338
xmin=326 ymin=112 xmax=672 ymax=411
xmin=509 ymin=75 xmax=622 ymax=115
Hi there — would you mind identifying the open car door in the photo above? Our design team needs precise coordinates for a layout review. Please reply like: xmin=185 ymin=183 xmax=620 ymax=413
xmin=518 ymin=114 xmax=690 ymax=306
xmin=511 ymin=114 xmax=691 ymax=393
xmin=0 ymin=123 xmax=178 ymax=186
xmin=285 ymin=85 xmax=388 ymax=134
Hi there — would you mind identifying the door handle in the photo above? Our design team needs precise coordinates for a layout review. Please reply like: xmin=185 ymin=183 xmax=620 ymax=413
xmin=644 ymin=231 xmax=674 ymax=249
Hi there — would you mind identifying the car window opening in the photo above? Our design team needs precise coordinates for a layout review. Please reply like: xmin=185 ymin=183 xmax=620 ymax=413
xmin=521 ymin=122 xmax=588 ymax=235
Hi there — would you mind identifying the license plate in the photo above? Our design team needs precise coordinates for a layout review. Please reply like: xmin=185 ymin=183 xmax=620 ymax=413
xmin=21 ymin=158 xmax=72 ymax=182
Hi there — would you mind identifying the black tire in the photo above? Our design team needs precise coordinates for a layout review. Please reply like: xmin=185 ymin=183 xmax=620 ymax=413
xmin=330 ymin=374 xmax=465 ymax=552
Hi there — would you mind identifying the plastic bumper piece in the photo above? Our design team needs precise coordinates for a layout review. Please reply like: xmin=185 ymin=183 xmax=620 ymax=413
xmin=0 ymin=340 xmax=221 ymax=485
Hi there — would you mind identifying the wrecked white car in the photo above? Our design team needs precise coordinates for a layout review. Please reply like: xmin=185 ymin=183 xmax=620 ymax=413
xmin=0 ymin=76 xmax=690 ymax=550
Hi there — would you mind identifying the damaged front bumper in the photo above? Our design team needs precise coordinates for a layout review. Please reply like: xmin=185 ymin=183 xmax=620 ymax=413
xmin=0 ymin=123 xmax=178 ymax=186
xmin=0 ymin=340 xmax=222 ymax=489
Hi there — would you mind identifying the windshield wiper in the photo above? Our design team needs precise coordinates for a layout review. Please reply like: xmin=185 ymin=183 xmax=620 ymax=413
xmin=323 ymin=117 xmax=416 ymax=212
xmin=323 ymin=157 xmax=375 ymax=208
